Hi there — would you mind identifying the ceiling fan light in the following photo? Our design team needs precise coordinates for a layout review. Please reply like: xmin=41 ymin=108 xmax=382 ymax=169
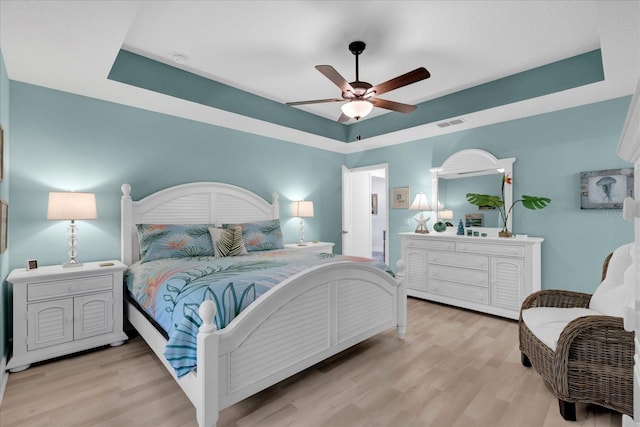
xmin=341 ymin=100 xmax=373 ymax=120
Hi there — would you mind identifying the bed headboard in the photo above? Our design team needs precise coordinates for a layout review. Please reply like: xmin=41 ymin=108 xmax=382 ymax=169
xmin=121 ymin=182 xmax=280 ymax=265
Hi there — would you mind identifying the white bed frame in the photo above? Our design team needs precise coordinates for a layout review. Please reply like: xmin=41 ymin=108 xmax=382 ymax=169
xmin=121 ymin=182 xmax=406 ymax=427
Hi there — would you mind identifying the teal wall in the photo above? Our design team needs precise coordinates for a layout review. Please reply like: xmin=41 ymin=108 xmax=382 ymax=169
xmin=2 ymin=79 xmax=635 ymax=356
xmin=0 ymin=50 xmax=10 ymax=365
xmin=9 ymin=82 xmax=345 ymax=269
xmin=346 ymin=96 xmax=634 ymax=293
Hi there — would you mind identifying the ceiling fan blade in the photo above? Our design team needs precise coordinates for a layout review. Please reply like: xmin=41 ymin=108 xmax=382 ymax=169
xmin=337 ymin=113 xmax=350 ymax=123
xmin=315 ymin=65 xmax=355 ymax=94
xmin=286 ymin=98 xmax=344 ymax=106
xmin=369 ymin=67 xmax=430 ymax=97
xmin=370 ymin=98 xmax=417 ymax=113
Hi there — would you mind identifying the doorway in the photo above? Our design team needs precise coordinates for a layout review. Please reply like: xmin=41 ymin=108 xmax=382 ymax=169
xmin=342 ymin=163 xmax=389 ymax=264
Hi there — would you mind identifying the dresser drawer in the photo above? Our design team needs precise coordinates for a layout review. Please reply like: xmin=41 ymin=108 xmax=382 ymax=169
xmin=428 ymin=265 xmax=489 ymax=287
xmin=456 ymin=242 xmax=525 ymax=258
xmin=405 ymin=238 xmax=455 ymax=251
xmin=427 ymin=279 xmax=489 ymax=304
xmin=428 ymin=251 xmax=488 ymax=270
xmin=28 ymin=275 xmax=114 ymax=301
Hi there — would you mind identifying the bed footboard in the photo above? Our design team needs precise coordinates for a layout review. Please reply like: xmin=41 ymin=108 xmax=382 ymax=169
xmin=192 ymin=260 xmax=406 ymax=427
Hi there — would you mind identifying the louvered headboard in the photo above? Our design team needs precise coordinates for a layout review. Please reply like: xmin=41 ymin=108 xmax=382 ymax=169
xmin=121 ymin=182 xmax=280 ymax=265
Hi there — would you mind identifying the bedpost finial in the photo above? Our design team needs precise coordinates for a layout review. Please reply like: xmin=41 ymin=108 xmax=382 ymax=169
xmin=272 ymin=192 xmax=279 ymax=203
xmin=199 ymin=300 xmax=218 ymax=332
xmin=396 ymin=259 xmax=406 ymax=275
xmin=121 ymin=183 xmax=131 ymax=198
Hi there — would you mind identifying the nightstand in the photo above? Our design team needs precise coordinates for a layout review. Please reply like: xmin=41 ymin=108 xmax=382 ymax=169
xmin=284 ymin=242 xmax=334 ymax=255
xmin=6 ymin=260 xmax=128 ymax=372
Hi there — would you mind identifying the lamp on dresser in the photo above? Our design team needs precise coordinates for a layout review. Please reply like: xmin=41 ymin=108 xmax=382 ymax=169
xmin=410 ymin=193 xmax=431 ymax=234
xmin=439 ymin=209 xmax=454 ymax=226
xmin=47 ymin=191 xmax=97 ymax=267
xmin=292 ymin=200 xmax=314 ymax=246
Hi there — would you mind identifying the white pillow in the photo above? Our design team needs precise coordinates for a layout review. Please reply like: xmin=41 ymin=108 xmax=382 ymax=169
xmin=589 ymin=243 xmax=634 ymax=317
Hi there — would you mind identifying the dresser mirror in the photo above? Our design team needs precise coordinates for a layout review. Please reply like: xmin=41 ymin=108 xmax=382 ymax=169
xmin=430 ymin=149 xmax=515 ymax=234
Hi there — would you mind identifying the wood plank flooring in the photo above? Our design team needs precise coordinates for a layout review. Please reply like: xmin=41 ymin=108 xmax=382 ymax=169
xmin=1 ymin=298 xmax=622 ymax=427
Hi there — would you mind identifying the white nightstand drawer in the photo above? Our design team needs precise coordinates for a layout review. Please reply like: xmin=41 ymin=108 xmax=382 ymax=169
xmin=27 ymin=275 xmax=113 ymax=301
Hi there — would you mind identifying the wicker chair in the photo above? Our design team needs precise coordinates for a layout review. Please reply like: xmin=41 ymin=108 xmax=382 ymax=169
xmin=519 ymin=244 xmax=634 ymax=421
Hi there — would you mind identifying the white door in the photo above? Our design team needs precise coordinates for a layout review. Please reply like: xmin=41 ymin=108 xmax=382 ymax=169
xmin=342 ymin=164 xmax=388 ymax=261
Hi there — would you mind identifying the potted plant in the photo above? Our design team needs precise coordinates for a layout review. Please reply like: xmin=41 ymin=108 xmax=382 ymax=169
xmin=466 ymin=174 xmax=551 ymax=237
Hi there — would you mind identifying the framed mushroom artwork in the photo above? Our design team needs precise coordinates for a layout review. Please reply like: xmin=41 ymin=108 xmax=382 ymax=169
xmin=580 ymin=168 xmax=634 ymax=209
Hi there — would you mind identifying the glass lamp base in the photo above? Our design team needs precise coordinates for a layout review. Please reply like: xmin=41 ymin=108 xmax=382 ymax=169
xmin=63 ymin=260 xmax=83 ymax=268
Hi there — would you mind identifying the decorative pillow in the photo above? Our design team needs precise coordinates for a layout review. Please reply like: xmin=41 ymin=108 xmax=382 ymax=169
xmin=210 ymin=226 xmax=247 ymax=257
xmin=224 ymin=219 xmax=284 ymax=252
xmin=136 ymin=224 xmax=215 ymax=263
xmin=590 ymin=243 xmax=634 ymax=317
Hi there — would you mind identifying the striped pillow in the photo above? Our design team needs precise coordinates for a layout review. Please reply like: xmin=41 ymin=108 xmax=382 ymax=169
xmin=209 ymin=226 xmax=247 ymax=257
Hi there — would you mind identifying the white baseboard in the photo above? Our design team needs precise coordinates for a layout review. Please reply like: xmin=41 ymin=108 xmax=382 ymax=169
xmin=0 ymin=355 xmax=7 ymax=406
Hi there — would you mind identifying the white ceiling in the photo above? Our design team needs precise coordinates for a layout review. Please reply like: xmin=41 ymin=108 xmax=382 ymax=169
xmin=1 ymin=1 xmax=639 ymax=153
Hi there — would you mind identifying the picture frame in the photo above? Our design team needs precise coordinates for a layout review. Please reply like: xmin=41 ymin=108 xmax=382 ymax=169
xmin=371 ymin=193 xmax=378 ymax=215
xmin=392 ymin=187 xmax=410 ymax=209
xmin=465 ymin=213 xmax=484 ymax=227
xmin=580 ymin=168 xmax=634 ymax=209
xmin=0 ymin=200 xmax=7 ymax=253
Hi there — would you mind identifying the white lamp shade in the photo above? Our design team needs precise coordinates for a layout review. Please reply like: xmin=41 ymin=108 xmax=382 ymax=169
xmin=341 ymin=100 xmax=373 ymax=120
xmin=410 ymin=193 xmax=431 ymax=211
xmin=292 ymin=200 xmax=314 ymax=217
xmin=439 ymin=210 xmax=454 ymax=220
xmin=47 ymin=192 xmax=97 ymax=220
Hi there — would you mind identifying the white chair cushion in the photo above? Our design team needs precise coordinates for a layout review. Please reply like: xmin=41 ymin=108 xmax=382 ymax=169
xmin=521 ymin=307 xmax=600 ymax=351
xmin=590 ymin=243 xmax=634 ymax=317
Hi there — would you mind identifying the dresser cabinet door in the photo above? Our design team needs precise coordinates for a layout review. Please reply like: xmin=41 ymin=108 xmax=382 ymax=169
xmin=27 ymin=299 xmax=74 ymax=351
xmin=490 ymin=257 xmax=524 ymax=310
xmin=405 ymin=247 xmax=428 ymax=291
xmin=74 ymin=292 xmax=114 ymax=340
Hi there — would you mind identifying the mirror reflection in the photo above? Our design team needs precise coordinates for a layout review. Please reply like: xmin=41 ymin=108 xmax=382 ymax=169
xmin=440 ymin=174 xmax=501 ymax=228
xmin=431 ymin=149 xmax=515 ymax=234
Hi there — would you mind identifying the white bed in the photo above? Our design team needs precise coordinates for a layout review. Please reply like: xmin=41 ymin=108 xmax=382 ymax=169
xmin=121 ymin=182 xmax=406 ymax=427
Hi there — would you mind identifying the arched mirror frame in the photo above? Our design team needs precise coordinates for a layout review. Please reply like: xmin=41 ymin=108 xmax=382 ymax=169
xmin=430 ymin=149 xmax=516 ymax=234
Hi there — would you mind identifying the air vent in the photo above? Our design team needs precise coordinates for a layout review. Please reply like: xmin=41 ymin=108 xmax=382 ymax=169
xmin=436 ymin=118 xmax=465 ymax=128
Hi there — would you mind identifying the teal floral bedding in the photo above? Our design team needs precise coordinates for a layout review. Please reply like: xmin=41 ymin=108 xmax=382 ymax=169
xmin=125 ymin=250 xmax=392 ymax=377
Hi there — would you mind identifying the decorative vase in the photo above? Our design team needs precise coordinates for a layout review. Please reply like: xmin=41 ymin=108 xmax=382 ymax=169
xmin=433 ymin=220 xmax=447 ymax=233
xmin=498 ymin=230 xmax=513 ymax=238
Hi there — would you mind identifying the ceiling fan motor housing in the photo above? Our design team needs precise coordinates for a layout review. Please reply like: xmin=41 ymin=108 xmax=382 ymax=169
xmin=348 ymin=41 xmax=366 ymax=56
xmin=344 ymin=81 xmax=373 ymax=99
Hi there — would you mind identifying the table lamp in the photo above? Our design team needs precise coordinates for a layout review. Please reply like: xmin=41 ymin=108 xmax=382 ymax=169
xmin=410 ymin=193 xmax=431 ymax=234
xmin=47 ymin=191 xmax=97 ymax=267
xmin=292 ymin=200 xmax=314 ymax=246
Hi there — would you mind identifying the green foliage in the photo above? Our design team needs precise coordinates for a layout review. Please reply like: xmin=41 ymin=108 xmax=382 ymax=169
xmin=465 ymin=193 xmax=504 ymax=209
xmin=521 ymin=195 xmax=552 ymax=210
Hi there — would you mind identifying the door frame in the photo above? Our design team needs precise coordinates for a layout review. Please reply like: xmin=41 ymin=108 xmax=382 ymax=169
xmin=342 ymin=163 xmax=389 ymax=264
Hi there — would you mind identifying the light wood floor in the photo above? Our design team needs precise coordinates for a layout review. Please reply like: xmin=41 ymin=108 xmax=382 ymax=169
xmin=1 ymin=298 xmax=621 ymax=427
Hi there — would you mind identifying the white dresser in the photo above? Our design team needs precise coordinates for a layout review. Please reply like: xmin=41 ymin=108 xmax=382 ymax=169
xmin=400 ymin=232 xmax=543 ymax=319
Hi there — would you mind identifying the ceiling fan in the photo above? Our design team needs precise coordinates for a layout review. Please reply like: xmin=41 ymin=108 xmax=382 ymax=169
xmin=286 ymin=41 xmax=430 ymax=122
